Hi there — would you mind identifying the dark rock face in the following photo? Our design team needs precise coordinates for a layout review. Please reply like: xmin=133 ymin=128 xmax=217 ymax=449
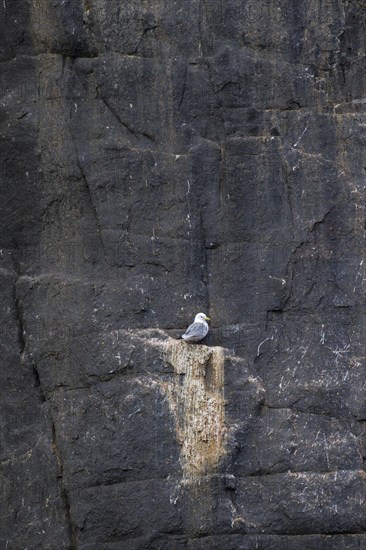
xmin=1 ymin=1 xmax=365 ymax=548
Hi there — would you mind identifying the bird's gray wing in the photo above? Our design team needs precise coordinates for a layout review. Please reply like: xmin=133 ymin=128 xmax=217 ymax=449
xmin=182 ymin=322 xmax=206 ymax=339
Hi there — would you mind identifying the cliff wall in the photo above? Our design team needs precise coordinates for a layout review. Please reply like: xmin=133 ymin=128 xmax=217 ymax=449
xmin=1 ymin=1 xmax=365 ymax=548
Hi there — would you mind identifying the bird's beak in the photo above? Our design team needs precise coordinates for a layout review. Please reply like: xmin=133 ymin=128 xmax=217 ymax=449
xmin=205 ymin=316 xmax=210 ymax=321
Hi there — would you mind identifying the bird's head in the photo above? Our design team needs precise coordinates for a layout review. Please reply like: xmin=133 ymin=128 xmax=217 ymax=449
xmin=195 ymin=312 xmax=210 ymax=322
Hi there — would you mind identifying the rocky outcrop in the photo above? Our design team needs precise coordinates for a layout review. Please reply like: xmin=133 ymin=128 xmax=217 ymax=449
xmin=1 ymin=0 xmax=365 ymax=548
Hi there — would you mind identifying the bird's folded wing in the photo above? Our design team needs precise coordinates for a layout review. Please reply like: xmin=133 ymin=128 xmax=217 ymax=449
xmin=183 ymin=322 xmax=205 ymax=339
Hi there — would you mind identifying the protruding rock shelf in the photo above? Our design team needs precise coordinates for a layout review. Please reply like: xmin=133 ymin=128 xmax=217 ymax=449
xmin=128 ymin=331 xmax=264 ymax=483
xmin=163 ymin=340 xmax=226 ymax=480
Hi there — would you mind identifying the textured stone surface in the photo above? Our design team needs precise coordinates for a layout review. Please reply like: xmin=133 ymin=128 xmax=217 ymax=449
xmin=1 ymin=0 xmax=365 ymax=548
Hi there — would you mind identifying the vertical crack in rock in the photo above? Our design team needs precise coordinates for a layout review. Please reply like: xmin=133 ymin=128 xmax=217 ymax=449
xmin=200 ymin=208 xmax=210 ymax=315
xmin=14 ymin=273 xmax=44 ymax=403
xmin=51 ymin=421 xmax=78 ymax=550
xmin=12 ymin=277 xmax=75 ymax=546
xmin=178 ymin=64 xmax=188 ymax=108
xmin=162 ymin=340 xmax=226 ymax=481
xmin=282 ymin=156 xmax=295 ymax=232
xmin=70 ymin=129 xmax=108 ymax=264
xmin=31 ymin=364 xmax=46 ymax=403
xmin=13 ymin=284 xmax=26 ymax=358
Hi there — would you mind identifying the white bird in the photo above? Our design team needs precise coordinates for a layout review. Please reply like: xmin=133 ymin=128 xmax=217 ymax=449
xmin=181 ymin=312 xmax=210 ymax=342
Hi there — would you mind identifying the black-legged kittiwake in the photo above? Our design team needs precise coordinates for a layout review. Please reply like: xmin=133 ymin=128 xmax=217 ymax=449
xmin=181 ymin=312 xmax=210 ymax=342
